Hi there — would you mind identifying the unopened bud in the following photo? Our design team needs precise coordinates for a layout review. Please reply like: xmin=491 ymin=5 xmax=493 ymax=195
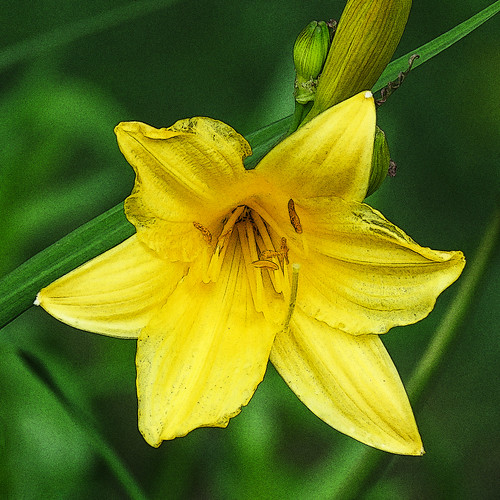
xmin=293 ymin=21 xmax=331 ymax=104
xmin=366 ymin=126 xmax=391 ymax=197
xmin=294 ymin=21 xmax=330 ymax=80
xmin=304 ymin=0 xmax=412 ymax=123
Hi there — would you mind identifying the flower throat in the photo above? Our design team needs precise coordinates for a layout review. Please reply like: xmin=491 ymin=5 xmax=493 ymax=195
xmin=195 ymin=205 xmax=292 ymax=314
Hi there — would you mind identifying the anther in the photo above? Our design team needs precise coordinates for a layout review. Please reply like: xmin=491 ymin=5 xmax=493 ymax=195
xmin=252 ymin=260 xmax=280 ymax=271
xmin=193 ymin=222 xmax=212 ymax=243
xmin=259 ymin=250 xmax=279 ymax=260
xmin=288 ymin=199 xmax=303 ymax=234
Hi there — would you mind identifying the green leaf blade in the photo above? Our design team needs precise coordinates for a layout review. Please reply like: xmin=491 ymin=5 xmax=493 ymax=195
xmin=373 ymin=0 xmax=500 ymax=92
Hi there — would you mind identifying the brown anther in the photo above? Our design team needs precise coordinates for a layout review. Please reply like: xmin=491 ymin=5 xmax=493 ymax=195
xmin=288 ymin=199 xmax=303 ymax=234
xmin=193 ymin=222 xmax=212 ymax=244
xmin=252 ymin=260 xmax=280 ymax=271
xmin=259 ymin=238 xmax=289 ymax=269
xmin=260 ymin=249 xmax=279 ymax=260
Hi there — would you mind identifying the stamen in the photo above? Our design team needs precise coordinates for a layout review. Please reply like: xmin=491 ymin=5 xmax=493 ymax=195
xmin=206 ymin=240 xmax=227 ymax=283
xmin=205 ymin=205 xmax=294 ymax=310
xmin=281 ymin=253 xmax=290 ymax=298
xmin=259 ymin=249 xmax=279 ymax=261
xmin=259 ymin=239 xmax=288 ymax=269
xmin=206 ymin=205 xmax=246 ymax=282
xmin=252 ymin=213 xmax=287 ymax=294
xmin=280 ymin=237 xmax=290 ymax=291
xmin=236 ymin=224 xmax=257 ymax=308
xmin=236 ymin=220 xmax=265 ymax=313
xmin=283 ymin=263 xmax=301 ymax=332
xmin=252 ymin=212 xmax=275 ymax=250
xmin=288 ymin=199 xmax=303 ymax=234
xmin=193 ymin=222 xmax=212 ymax=243
xmin=280 ymin=237 xmax=289 ymax=266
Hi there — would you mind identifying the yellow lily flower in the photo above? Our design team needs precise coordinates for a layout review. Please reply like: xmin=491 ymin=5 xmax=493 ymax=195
xmin=36 ymin=91 xmax=464 ymax=455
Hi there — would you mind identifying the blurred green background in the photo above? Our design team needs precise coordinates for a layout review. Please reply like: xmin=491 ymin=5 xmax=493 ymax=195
xmin=1 ymin=0 xmax=499 ymax=498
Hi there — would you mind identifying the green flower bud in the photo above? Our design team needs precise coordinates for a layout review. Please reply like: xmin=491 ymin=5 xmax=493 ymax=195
xmin=366 ymin=126 xmax=391 ymax=197
xmin=293 ymin=21 xmax=331 ymax=104
xmin=294 ymin=21 xmax=330 ymax=80
xmin=304 ymin=0 xmax=412 ymax=123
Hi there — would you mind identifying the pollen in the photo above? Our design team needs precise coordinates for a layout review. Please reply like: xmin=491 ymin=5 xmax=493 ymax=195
xmin=288 ymin=199 xmax=303 ymax=234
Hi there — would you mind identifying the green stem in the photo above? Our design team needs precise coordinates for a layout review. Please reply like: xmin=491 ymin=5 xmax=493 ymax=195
xmin=287 ymin=101 xmax=313 ymax=135
xmin=83 ymin=416 xmax=149 ymax=500
xmin=406 ymin=206 xmax=500 ymax=403
xmin=0 ymin=0 xmax=181 ymax=72
xmin=329 ymin=206 xmax=500 ymax=500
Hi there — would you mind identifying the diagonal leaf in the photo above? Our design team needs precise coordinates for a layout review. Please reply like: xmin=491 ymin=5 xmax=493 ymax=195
xmin=373 ymin=0 xmax=500 ymax=91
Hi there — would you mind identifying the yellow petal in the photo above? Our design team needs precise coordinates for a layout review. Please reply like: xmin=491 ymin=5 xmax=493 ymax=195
xmin=36 ymin=236 xmax=187 ymax=338
xmin=136 ymin=230 xmax=277 ymax=446
xmin=115 ymin=118 xmax=252 ymax=260
xmin=253 ymin=91 xmax=375 ymax=202
xmin=294 ymin=197 xmax=465 ymax=334
xmin=271 ymin=308 xmax=424 ymax=455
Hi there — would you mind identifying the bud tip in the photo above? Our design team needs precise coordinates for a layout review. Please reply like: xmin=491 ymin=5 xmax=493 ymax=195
xmin=364 ymin=91 xmax=372 ymax=99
